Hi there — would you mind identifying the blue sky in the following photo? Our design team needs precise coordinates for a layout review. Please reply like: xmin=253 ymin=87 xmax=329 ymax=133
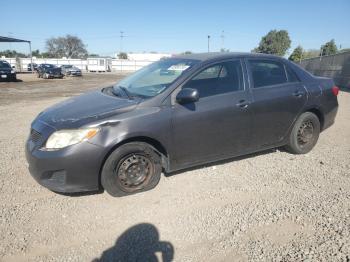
xmin=1 ymin=0 xmax=349 ymax=56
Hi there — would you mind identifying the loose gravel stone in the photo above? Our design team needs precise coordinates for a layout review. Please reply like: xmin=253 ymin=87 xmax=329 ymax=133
xmin=0 ymin=75 xmax=349 ymax=261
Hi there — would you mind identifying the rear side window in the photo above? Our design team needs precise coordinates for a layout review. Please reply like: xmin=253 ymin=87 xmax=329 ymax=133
xmin=183 ymin=60 xmax=243 ymax=98
xmin=285 ymin=65 xmax=300 ymax=82
xmin=248 ymin=60 xmax=287 ymax=88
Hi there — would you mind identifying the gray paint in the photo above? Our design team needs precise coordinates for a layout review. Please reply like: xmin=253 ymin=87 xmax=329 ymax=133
xmin=25 ymin=53 xmax=339 ymax=193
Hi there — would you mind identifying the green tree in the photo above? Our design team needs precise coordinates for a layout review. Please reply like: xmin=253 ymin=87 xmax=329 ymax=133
xmin=253 ymin=30 xmax=291 ymax=56
xmin=31 ymin=49 xmax=40 ymax=57
xmin=320 ymin=39 xmax=338 ymax=56
xmin=181 ymin=51 xmax=193 ymax=55
xmin=288 ymin=46 xmax=303 ymax=62
xmin=46 ymin=35 xmax=88 ymax=58
xmin=0 ymin=49 xmax=27 ymax=58
xmin=117 ymin=52 xmax=128 ymax=59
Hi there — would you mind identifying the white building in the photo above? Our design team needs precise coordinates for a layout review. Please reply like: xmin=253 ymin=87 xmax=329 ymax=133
xmin=87 ymin=57 xmax=112 ymax=72
xmin=116 ymin=53 xmax=172 ymax=61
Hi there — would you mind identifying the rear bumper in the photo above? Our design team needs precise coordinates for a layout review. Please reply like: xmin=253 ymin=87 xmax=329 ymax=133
xmin=47 ymin=73 xmax=63 ymax=78
xmin=25 ymin=139 xmax=105 ymax=193
xmin=67 ymin=71 xmax=82 ymax=76
xmin=322 ymin=104 xmax=338 ymax=131
xmin=0 ymin=73 xmax=16 ymax=81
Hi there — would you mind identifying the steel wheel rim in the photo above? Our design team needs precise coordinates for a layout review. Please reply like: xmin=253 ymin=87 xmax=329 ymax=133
xmin=116 ymin=154 xmax=153 ymax=192
xmin=297 ymin=120 xmax=314 ymax=146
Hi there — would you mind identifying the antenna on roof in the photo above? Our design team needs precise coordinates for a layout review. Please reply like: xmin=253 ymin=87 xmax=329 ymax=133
xmin=207 ymin=35 xmax=210 ymax=53
xmin=120 ymin=31 xmax=124 ymax=53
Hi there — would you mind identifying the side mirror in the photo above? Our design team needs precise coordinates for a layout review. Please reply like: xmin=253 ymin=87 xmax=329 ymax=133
xmin=12 ymin=66 xmax=15 ymax=69
xmin=176 ymin=88 xmax=199 ymax=104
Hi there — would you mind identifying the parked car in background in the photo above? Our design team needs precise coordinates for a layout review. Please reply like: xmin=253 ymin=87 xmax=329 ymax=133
xmin=0 ymin=60 xmax=16 ymax=81
xmin=37 ymin=64 xmax=63 ymax=79
xmin=60 ymin=65 xmax=82 ymax=76
xmin=27 ymin=63 xmax=38 ymax=72
xmin=26 ymin=53 xmax=339 ymax=197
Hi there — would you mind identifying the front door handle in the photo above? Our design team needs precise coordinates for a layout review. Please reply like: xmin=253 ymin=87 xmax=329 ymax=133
xmin=293 ymin=91 xmax=305 ymax=98
xmin=236 ymin=100 xmax=250 ymax=108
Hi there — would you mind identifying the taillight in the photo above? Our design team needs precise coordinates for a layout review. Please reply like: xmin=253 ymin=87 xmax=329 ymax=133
xmin=332 ymin=86 xmax=339 ymax=96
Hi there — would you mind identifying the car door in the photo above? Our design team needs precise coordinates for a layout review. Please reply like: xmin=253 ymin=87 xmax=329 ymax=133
xmin=246 ymin=58 xmax=307 ymax=148
xmin=171 ymin=59 xmax=254 ymax=167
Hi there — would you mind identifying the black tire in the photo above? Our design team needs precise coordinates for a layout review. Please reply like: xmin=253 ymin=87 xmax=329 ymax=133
xmin=101 ymin=142 xmax=162 ymax=197
xmin=285 ymin=112 xmax=320 ymax=154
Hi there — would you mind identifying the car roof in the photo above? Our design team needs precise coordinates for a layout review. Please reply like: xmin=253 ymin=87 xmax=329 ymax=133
xmin=173 ymin=52 xmax=283 ymax=62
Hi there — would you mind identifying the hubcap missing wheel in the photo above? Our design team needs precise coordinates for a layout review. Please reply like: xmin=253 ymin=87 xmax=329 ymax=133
xmin=117 ymin=154 xmax=152 ymax=190
xmin=297 ymin=120 xmax=314 ymax=145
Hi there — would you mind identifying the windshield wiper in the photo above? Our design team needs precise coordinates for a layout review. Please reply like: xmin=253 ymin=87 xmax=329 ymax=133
xmin=118 ymin=86 xmax=132 ymax=99
xmin=112 ymin=85 xmax=133 ymax=99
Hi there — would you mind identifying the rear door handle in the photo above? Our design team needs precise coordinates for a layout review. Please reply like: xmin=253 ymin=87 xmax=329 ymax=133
xmin=293 ymin=91 xmax=305 ymax=97
xmin=236 ymin=100 xmax=250 ymax=108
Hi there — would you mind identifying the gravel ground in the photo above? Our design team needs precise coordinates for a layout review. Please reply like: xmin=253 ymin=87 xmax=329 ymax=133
xmin=0 ymin=74 xmax=349 ymax=262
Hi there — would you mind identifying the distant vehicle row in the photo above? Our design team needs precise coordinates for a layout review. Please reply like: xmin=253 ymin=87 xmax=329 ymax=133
xmin=36 ymin=64 xmax=82 ymax=79
xmin=0 ymin=60 xmax=16 ymax=81
xmin=0 ymin=61 xmax=83 ymax=81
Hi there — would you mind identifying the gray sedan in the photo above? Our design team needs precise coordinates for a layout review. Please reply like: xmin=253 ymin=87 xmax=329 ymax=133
xmin=60 ymin=65 xmax=82 ymax=76
xmin=26 ymin=53 xmax=339 ymax=197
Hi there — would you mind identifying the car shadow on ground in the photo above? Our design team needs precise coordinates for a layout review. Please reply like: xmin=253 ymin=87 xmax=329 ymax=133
xmin=55 ymin=189 xmax=104 ymax=197
xmin=165 ymin=148 xmax=278 ymax=177
xmin=92 ymin=223 xmax=174 ymax=262
xmin=0 ymin=79 xmax=23 ymax=83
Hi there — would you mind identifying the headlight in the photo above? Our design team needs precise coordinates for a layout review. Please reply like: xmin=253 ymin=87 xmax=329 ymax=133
xmin=11 ymin=70 xmax=15 ymax=74
xmin=45 ymin=128 xmax=99 ymax=149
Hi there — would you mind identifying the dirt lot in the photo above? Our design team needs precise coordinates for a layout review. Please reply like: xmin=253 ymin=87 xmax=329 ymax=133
xmin=0 ymin=74 xmax=349 ymax=261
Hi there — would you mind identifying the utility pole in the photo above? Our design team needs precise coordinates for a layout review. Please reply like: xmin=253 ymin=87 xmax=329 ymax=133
xmin=120 ymin=31 xmax=124 ymax=53
xmin=220 ymin=30 xmax=225 ymax=51
xmin=207 ymin=35 xmax=210 ymax=52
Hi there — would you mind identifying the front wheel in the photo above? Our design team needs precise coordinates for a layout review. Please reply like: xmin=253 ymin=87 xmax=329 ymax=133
xmin=101 ymin=142 xmax=162 ymax=197
xmin=285 ymin=112 xmax=320 ymax=154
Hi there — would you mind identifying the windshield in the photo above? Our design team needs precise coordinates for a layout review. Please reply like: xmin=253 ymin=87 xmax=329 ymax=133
xmin=113 ymin=58 xmax=198 ymax=98
xmin=42 ymin=64 xmax=56 ymax=68
xmin=0 ymin=61 xmax=11 ymax=69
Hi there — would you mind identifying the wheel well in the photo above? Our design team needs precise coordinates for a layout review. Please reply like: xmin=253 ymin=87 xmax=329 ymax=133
xmin=98 ymin=136 xmax=169 ymax=188
xmin=117 ymin=136 xmax=168 ymax=157
xmin=306 ymin=108 xmax=324 ymax=130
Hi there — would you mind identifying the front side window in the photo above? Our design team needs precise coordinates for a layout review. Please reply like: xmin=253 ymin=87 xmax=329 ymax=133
xmin=248 ymin=60 xmax=287 ymax=88
xmin=183 ymin=60 xmax=243 ymax=98
xmin=113 ymin=58 xmax=199 ymax=98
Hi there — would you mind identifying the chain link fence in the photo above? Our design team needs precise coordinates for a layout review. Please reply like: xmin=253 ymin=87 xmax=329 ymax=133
xmin=299 ymin=51 xmax=350 ymax=89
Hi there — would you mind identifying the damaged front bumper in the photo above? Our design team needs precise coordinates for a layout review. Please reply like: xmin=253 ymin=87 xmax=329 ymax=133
xmin=25 ymin=121 xmax=105 ymax=193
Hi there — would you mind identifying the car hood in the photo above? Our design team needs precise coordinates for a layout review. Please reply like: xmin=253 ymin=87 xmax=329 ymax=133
xmin=35 ymin=89 xmax=138 ymax=129
xmin=68 ymin=67 xmax=80 ymax=71
xmin=46 ymin=67 xmax=61 ymax=72
xmin=0 ymin=68 xmax=11 ymax=73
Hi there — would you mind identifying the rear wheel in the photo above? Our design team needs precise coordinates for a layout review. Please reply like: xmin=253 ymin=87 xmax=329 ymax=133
xmin=101 ymin=142 xmax=162 ymax=197
xmin=285 ymin=112 xmax=320 ymax=154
